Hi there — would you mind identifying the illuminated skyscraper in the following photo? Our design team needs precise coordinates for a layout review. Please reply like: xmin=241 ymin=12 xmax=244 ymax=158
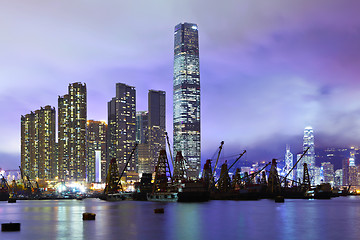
xmin=136 ymin=111 xmax=149 ymax=145
xmin=58 ymin=82 xmax=87 ymax=181
xmin=21 ymin=106 xmax=56 ymax=180
xmin=284 ymin=145 xmax=293 ymax=182
xmin=21 ymin=112 xmax=35 ymax=178
xmin=173 ymin=22 xmax=201 ymax=179
xmin=297 ymin=126 xmax=315 ymax=184
xmin=334 ymin=169 xmax=343 ymax=187
xmin=87 ymin=120 xmax=107 ymax=183
xmin=107 ymin=83 xmax=136 ymax=174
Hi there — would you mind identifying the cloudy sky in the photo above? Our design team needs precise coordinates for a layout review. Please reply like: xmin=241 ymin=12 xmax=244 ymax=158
xmin=1 ymin=0 xmax=360 ymax=169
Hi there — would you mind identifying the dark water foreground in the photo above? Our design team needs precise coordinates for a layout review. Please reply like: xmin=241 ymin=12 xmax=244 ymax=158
xmin=1 ymin=196 xmax=360 ymax=240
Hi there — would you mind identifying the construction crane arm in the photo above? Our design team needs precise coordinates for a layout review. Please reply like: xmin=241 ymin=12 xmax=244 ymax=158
xmin=117 ymin=143 xmax=138 ymax=184
xmin=165 ymin=132 xmax=175 ymax=167
xmin=215 ymin=150 xmax=246 ymax=184
xmin=280 ymin=147 xmax=310 ymax=184
xmin=212 ymin=141 xmax=224 ymax=177
xmin=248 ymin=161 xmax=272 ymax=181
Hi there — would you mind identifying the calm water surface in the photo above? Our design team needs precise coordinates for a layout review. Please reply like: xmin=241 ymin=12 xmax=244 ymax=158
xmin=1 ymin=196 xmax=360 ymax=240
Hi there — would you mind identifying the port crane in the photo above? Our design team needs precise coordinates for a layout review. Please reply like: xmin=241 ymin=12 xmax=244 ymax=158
xmin=104 ymin=143 xmax=138 ymax=194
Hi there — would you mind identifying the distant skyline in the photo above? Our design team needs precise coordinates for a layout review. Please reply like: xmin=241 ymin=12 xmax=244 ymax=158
xmin=1 ymin=0 xmax=360 ymax=169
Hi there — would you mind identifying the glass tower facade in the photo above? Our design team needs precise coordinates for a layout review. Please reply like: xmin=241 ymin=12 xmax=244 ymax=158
xmin=173 ymin=22 xmax=201 ymax=178
xmin=297 ymin=126 xmax=315 ymax=184
xmin=284 ymin=145 xmax=294 ymax=183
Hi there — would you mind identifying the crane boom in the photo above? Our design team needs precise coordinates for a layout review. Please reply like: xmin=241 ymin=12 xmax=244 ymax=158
xmin=118 ymin=143 xmax=138 ymax=181
xmin=212 ymin=141 xmax=224 ymax=176
xmin=165 ymin=132 xmax=175 ymax=167
xmin=280 ymin=147 xmax=310 ymax=184
xmin=215 ymin=150 xmax=246 ymax=184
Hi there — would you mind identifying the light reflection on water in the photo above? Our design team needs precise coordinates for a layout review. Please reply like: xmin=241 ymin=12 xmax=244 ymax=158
xmin=1 ymin=197 xmax=360 ymax=240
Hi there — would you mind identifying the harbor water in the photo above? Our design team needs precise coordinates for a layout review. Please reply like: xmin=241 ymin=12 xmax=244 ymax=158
xmin=1 ymin=196 xmax=360 ymax=240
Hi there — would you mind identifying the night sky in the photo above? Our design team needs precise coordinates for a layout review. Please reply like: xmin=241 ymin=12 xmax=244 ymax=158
xmin=1 ymin=0 xmax=360 ymax=170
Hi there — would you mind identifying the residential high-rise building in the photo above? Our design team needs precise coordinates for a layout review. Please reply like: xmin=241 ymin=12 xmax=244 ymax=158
xmin=108 ymin=83 xmax=136 ymax=175
xmin=173 ymin=22 xmax=201 ymax=179
xmin=21 ymin=113 xmax=35 ymax=178
xmin=58 ymin=82 xmax=87 ymax=181
xmin=297 ymin=126 xmax=316 ymax=184
xmin=21 ymin=106 xmax=56 ymax=180
xmin=148 ymin=90 xmax=166 ymax=171
xmin=87 ymin=120 xmax=107 ymax=183
xmin=284 ymin=145 xmax=293 ymax=182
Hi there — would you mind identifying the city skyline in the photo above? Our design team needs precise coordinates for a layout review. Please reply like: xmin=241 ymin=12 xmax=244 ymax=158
xmin=2 ymin=1 xmax=360 ymax=170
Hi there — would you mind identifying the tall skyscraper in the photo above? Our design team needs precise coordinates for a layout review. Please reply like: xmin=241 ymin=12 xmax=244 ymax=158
xmin=58 ymin=82 xmax=87 ymax=181
xmin=148 ymin=90 xmax=166 ymax=171
xmin=108 ymin=83 xmax=136 ymax=174
xmin=87 ymin=120 xmax=107 ymax=183
xmin=297 ymin=126 xmax=315 ymax=184
xmin=284 ymin=145 xmax=293 ymax=182
xmin=173 ymin=22 xmax=201 ymax=179
xmin=21 ymin=106 xmax=56 ymax=180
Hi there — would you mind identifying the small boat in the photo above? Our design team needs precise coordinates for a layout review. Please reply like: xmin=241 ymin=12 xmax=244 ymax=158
xmin=154 ymin=208 xmax=164 ymax=214
xmin=82 ymin=213 xmax=96 ymax=220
